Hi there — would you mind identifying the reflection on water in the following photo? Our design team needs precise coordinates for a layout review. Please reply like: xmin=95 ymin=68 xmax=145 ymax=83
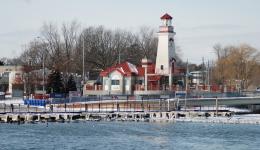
xmin=0 ymin=122 xmax=260 ymax=150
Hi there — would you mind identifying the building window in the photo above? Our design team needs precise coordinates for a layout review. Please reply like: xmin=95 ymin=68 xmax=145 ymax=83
xmin=161 ymin=65 xmax=164 ymax=70
xmin=111 ymin=80 xmax=120 ymax=85
xmin=138 ymin=80 xmax=143 ymax=85
xmin=169 ymin=38 xmax=174 ymax=47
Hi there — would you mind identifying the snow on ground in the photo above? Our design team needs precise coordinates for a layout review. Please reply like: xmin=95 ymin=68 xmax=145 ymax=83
xmin=182 ymin=106 xmax=251 ymax=113
xmin=175 ymin=114 xmax=260 ymax=124
xmin=0 ymin=98 xmax=24 ymax=104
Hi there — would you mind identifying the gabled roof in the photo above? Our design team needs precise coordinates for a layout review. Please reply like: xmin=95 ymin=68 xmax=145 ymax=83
xmin=100 ymin=61 xmax=139 ymax=77
xmin=160 ymin=13 xmax=173 ymax=20
xmin=100 ymin=61 xmax=186 ymax=77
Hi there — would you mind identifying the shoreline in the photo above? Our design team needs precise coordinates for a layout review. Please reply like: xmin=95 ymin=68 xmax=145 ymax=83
xmin=1 ymin=111 xmax=260 ymax=125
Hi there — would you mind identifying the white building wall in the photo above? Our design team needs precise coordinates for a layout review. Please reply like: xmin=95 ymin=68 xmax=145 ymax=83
xmin=155 ymin=32 xmax=175 ymax=75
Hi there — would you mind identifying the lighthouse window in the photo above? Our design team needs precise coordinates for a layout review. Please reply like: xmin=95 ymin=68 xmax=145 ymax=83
xmin=169 ymin=38 xmax=174 ymax=47
xmin=161 ymin=65 xmax=164 ymax=70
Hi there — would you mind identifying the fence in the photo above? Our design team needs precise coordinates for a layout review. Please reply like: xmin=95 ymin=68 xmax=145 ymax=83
xmin=0 ymin=99 xmax=174 ymax=114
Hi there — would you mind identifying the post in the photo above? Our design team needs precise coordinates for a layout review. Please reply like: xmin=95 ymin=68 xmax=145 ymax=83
xmin=43 ymin=52 xmax=45 ymax=93
xmin=10 ymin=104 xmax=13 ymax=113
xmin=142 ymin=97 xmax=144 ymax=112
xmin=159 ymin=99 xmax=161 ymax=112
xmin=215 ymin=97 xmax=218 ymax=116
xmin=167 ymin=99 xmax=170 ymax=112
xmin=85 ymin=103 xmax=88 ymax=112
xmin=27 ymin=104 xmax=29 ymax=113
xmin=126 ymin=96 xmax=128 ymax=112
xmin=184 ymin=59 xmax=189 ymax=111
xmin=4 ymin=103 xmax=6 ymax=113
xmin=82 ymin=37 xmax=85 ymax=84
xmin=145 ymin=66 xmax=148 ymax=91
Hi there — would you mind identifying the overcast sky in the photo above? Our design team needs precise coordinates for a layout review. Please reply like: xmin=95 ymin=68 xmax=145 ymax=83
xmin=0 ymin=0 xmax=260 ymax=64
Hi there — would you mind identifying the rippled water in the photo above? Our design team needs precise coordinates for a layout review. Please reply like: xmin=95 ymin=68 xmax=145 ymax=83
xmin=0 ymin=121 xmax=260 ymax=150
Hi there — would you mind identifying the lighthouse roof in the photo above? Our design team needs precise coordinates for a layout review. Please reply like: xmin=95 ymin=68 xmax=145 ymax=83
xmin=160 ymin=13 xmax=172 ymax=20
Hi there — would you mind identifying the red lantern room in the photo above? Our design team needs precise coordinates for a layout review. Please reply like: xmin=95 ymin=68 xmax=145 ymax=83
xmin=160 ymin=13 xmax=172 ymax=26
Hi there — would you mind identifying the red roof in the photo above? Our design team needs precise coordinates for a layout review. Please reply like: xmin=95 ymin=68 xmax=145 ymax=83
xmin=100 ymin=61 xmax=138 ymax=77
xmin=99 ymin=61 xmax=185 ymax=77
xmin=160 ymin=13 xmax=172 ymax=20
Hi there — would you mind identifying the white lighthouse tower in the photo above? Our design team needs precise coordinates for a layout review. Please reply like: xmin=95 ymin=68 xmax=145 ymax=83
xmin=155 ymin=13 xmax=176 ymax=75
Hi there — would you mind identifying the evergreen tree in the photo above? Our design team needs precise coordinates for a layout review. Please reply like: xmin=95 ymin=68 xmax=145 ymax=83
xmin=0 ymin=60 xmax=4 ymax=66
xmin=46 ymin=69 xmax=64 ymax=93
xmin=65 ymin=75 xmax=77 ymax=93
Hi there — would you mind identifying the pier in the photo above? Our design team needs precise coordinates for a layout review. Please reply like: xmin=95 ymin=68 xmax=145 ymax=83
xmin=0 ymin=111 xmax=232 ymax=123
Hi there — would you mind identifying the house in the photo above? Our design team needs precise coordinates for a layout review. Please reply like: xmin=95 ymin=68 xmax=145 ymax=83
xmin=0 ymin=65 xmax=24 ymax=97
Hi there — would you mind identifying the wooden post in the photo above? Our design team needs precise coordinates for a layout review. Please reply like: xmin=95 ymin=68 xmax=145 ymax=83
xmin=85 ymin=104 xmax=88 ymax=112
xmin=27 ymin=104 xmax=29 ymax=113
xmin=159 ymin=99 xmax=162 ymax=111
xmin=215 ymin=97 xmax=218 ymax=116
xmin=167 ymin=99 xmax=170 ymax=112
xmin=134 ymin=101 xmax=136 ymax=112
xmin=126 ymin=96 xmax=128 ymax=112
xmin=10 ymin=104 xmax=14 ymax=113
xmin=80 ymin=103 xmax=82 ymax=112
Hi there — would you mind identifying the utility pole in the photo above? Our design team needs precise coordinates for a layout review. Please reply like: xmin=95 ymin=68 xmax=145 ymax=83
xmin=82 ymin=36 xmax=85 ymax=84
xmin=43 ymin=53 xmax=45 ymax=94
xmin=37 ymin=36 xmax=46 ymax=95
xmin=184 ymin=59 xmax=189 ymax=111
xmin=118 ymin=50 xmax=121 ymax=64
xmin=207 ymin=60 xmax=210 ymax=91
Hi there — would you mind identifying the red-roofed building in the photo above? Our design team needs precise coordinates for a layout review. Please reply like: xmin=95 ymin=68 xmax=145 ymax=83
xmin=84 ymin=13 xmax=186 ymax=96
xmin=84 ymin=59 xmax=185 ymax=95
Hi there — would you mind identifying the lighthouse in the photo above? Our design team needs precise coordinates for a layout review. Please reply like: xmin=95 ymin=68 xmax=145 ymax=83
xmin=155 ymin=13 xmax=176 ymax=75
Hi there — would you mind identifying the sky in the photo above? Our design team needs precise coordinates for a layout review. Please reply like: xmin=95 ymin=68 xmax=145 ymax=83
xmin=0 ymin=0 xmax=260 ymax=64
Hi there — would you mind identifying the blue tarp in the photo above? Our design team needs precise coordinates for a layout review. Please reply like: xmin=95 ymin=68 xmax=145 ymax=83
xmin=24 ymin=99 xmax=47 ymax=106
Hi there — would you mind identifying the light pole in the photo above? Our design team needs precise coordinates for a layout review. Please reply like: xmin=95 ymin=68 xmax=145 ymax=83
xmin=37 ymin=37 xmax=47 ymax=94
xmin=81 ymin=36 xmax=85 ymax=96
xmin=43 ymin=53 xmax=45 ymax=93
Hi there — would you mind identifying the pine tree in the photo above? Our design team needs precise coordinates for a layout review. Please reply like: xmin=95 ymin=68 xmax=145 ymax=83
xmin=0 ymin=60 xmax=4 ymax=66
xmin=66 ymin=75 xmax=77 ymax=93
xmin=46 ymin=69 xmax=64 ymax=93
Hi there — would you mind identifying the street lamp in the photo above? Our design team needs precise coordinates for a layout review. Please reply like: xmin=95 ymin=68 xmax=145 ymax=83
xmin=37 ymin=37 xmax=47 ymax=94
xmin=82 ymin=36 xmax=85 ymax=84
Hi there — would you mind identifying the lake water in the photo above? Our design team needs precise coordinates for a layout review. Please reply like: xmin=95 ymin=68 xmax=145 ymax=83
xmin=0 ymin=121 xmax=260 ymax=150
